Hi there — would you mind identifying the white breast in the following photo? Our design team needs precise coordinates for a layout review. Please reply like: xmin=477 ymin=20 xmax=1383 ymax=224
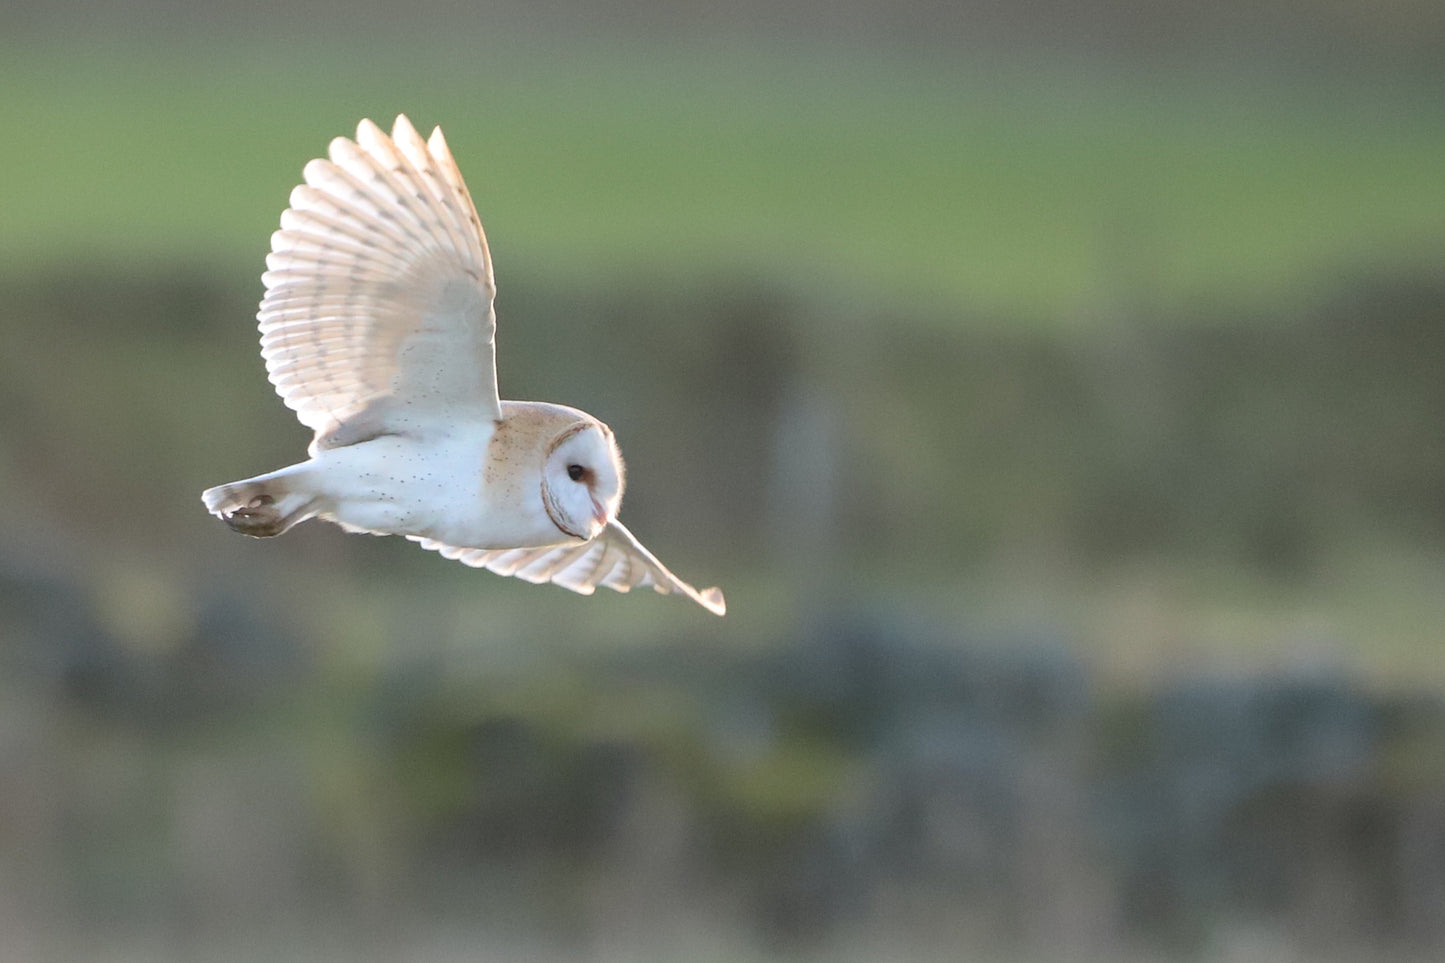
xmin=305 ymin=425 xmax=465 ymax=533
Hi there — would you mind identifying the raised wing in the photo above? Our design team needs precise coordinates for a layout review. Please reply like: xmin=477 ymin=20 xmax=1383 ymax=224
xmin=258 ymin=115 xmax=501 ymax=443
xmin=408 ymin=521 xmax=726 ymax=615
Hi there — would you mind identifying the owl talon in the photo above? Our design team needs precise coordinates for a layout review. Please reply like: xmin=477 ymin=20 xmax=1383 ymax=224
xmin=223 ymin=502 xmax=287 ymax=538
xmin=222 ymin=494 xmax=293 ymax=538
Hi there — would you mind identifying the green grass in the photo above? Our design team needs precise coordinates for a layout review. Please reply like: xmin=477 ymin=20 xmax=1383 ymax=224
xmin=5 ymin=37 xmax=1445 ymax=321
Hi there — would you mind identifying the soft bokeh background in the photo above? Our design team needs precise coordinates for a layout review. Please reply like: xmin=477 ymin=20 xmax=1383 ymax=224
xmin=2 ymin=2 xmax=1444 ymax=960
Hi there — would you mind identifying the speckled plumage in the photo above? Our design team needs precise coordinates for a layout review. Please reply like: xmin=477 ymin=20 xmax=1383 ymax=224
xmin=202 ymin=116 xmax=724 ymax=615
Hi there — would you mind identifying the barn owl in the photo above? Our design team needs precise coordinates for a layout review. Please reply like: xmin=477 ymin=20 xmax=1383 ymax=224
xmin=201 ymin=116 xmax=725 ymax=615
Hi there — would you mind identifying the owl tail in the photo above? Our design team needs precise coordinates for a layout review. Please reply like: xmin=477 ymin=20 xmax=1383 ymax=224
xmin=202 ymin=466 xmax=318 ymax=538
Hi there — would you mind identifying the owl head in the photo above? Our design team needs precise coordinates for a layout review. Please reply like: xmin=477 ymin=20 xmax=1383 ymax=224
xmin=542 ymin=420 xmax=625 ymax=541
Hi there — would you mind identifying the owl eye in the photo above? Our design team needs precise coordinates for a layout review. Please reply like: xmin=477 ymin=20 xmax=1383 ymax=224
xmin=566 ymin=464 xmax=586 ymax=482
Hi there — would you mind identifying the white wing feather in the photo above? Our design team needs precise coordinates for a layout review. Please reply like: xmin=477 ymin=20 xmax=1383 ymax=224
xmin=257 ymin=115 xmax=501 ymax=441
xmin=408 ymin=521 xmax=727 ymax=615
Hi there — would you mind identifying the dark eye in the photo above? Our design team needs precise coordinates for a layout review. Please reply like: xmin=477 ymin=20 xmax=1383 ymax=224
xmin=566 ymin=464 xmax=586 ymax=482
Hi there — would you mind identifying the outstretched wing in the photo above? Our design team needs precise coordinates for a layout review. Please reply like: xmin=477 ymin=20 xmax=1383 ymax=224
xmin=258 ymin=115 xmax=501 ymax=443
xmin=408 ymin=521 xmax=726 ymax=615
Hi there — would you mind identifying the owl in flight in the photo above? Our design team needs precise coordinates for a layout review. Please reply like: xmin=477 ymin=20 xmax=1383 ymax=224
xmin=202 ymin=116 xmax=724 ymax=615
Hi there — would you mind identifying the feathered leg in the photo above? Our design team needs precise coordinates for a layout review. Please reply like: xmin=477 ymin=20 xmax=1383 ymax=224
xmin=202 ymin=464 xmax=319 ymax=538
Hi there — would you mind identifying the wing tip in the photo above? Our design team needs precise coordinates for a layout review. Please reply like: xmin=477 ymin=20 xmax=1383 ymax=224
xmin=698 ymin=586 xmax=726 ymax=616
xmin=301 ymin=156 xmax=337 ymax=188
xmin=355 ymin=117 xmax=384 ymax=142
xmin=427 ymin=125 xmax=452 ymax=162
xmin=392 ymin=114 xmax=420 ymax=139
xmin=325 ymin=136 xmax=357 ymax=164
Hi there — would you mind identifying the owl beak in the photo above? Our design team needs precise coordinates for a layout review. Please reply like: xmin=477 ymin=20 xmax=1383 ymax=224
xmin=590 ymin=497 xmax=610 ymax=532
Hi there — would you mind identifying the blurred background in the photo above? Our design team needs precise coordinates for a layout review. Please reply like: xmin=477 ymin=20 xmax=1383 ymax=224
xmin=2 ymin=1 xmax=1444 ymax=960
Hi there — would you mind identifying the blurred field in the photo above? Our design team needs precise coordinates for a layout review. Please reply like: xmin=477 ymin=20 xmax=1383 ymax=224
xmin=5 ymin=38 xmax=1445 ymax=320
xmin=2 ymin=23 xmax=1445 ymax=963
